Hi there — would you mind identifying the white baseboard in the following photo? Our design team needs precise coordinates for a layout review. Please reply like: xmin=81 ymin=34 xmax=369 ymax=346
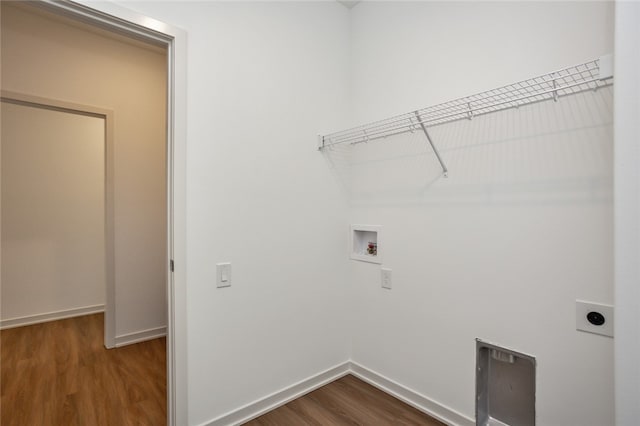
xmin=349 ymin=362 xmax=474 ymax=426
xmin=201 ymin=361 xmax=351 ymax=426
xmin=0 ymin=304 xmax=105 ymax=329
xmin=199 ymin=360 xmax=473 ymax=426
xmin=115 ymin=326 xmax=167 ymax=347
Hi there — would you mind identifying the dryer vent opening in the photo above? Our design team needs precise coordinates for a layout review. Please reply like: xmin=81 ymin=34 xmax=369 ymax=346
xmin=476 ymin=340 xmax=536 ymax=426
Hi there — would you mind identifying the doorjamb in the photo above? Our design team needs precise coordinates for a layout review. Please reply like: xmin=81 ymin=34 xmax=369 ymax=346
xmin=1 ymin=90 xmax=116 ymax=348
xmin=29 ymin=2 xmax=188 ymax=425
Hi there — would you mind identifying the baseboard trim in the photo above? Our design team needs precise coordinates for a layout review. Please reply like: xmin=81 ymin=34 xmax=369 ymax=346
xmin=201 ymin=361 xmax=351 ymax=426
xmin=115 ymin=326 xmax=167 ymax=347
xmin=199 ymin=360 xmax=473 ymax=426
xmin=349 ymin=362 xmax=474 ymax=426
xmin=0 ymin=304 xmax=105 ymax=330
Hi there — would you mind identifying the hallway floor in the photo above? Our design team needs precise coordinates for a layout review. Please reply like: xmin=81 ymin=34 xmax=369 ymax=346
xmin=1 ymin=313 xmax=166 ymax=426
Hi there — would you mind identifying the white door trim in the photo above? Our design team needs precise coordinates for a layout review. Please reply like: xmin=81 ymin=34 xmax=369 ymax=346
xmin=0 ymin=91 xmax=115 ymax=345
xmin=32 ymin=2 xmax=188 ymax=425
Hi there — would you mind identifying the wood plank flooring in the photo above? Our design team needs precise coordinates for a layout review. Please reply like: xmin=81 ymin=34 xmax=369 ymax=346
xmin=244 ymin=374 xmax=446 ymax=426
xmin=1 ymin=313 xmax=166 ymax=426
xmin=3 ymin=314 xmax=444 ymax=425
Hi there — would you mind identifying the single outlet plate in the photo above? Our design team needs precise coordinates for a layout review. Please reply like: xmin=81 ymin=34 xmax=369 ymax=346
xmin=576 ymin=300 xmax=613 ymax=337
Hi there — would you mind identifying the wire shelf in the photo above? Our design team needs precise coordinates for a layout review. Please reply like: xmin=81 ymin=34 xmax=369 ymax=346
xmin=319 ymin=56 xmax=614 ymax=150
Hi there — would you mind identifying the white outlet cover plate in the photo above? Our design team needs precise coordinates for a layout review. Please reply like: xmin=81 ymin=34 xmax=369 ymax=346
xmin=576 ymin=300 xmax=613 ymax=337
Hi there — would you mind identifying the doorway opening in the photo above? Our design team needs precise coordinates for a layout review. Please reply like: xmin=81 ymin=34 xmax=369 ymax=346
xmin=1 ymin=92 xmax=115 ymax=345
xmin=0 ymin=1 xmax=185 ymax=424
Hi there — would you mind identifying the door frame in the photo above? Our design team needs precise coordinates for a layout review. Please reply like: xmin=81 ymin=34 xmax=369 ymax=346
xmin=30 ymin=2 xmax=188 ymax=425
xmin=0 ymin=91 xmax=115 ymax=344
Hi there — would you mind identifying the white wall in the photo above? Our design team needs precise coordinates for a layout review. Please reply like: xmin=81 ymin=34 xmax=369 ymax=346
xmin=614 ymin=2 xmax=640 ymax=424
xmin=1 ymin=102 xmax=105 ymax=322
xmin=1 ymin=3 xmax=167 ymax=339
xmin=36 ymin=1 xmax=621 ymax=425
xmin=346 ymin=2 xmax=614 ymax=425
xmin=118 ymin=2 xmax=352 ymax=424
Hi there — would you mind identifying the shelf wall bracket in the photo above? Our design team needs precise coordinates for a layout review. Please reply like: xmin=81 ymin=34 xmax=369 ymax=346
xmin=414 ymin=111 xmax=448 ymax=178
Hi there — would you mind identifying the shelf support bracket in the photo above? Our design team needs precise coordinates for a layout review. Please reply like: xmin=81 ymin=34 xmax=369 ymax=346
xmin=414 ymin=111 xmax=448 ymax=178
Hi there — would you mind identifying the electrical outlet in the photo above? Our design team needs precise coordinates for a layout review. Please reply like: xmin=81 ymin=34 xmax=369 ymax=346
xmin=381 ymin=268 xmax=392 ymax=289
xmin=216 ymin=263 xmax=231 ymax=288
xmin=576 ymin=300 xmax=613 ymax=337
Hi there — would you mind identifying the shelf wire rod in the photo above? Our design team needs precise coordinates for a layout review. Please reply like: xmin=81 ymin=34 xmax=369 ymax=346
xmin=334 ymin=124 xmax=416 ymax=146
xmin=344 ymin=81 xmax=612 ymax=147
xmin=321 ymin=76 xmax=611 ymax=148
xmin=347 ymin=126 xmax=424 ymax=147
xmin=415 ymin=67 xmax=598 ymax=119
xmin=327 ymin=86 xmax=608 ymax=148
xmin=324 ymin=105 xmax=438 ymax=140
xmin=420 ymin=77 xmax=560 ymax=123
xmin=423 ymin=78 xmax=602 ymax=123
xmin=321 ymin=61 xmax=605 ymax=146
xmin=432 ymin=81 xmax=613 ymax=126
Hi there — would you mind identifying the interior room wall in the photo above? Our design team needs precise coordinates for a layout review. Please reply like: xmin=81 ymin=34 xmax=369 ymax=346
xmin=117 ymin=2 xmax=352 ymax=424
xmin=57 ymin=1 xmax=623 ymax=425
xmin=0 ymin=3 xmax=168 ymax=340
xmin=1 ymin=102 xmax=105 ymax=323
xmin=345 ymin=2 xmax=614 ymax=425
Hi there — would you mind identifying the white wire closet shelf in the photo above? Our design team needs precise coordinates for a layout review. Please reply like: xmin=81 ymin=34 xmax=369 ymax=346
xmin=318 ymin=55 xmax=614 ymax=177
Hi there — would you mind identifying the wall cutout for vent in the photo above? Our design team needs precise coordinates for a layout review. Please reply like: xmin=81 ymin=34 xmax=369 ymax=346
xmin=476 ymin=340 xmax=536 ymax=426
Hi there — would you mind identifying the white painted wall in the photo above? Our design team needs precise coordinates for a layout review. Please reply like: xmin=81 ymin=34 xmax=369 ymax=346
xmin=1 ymin=102 xmax=105 ymax=321
xmin=614 ymin=2 xmax=640 ymax=424
xmin=1 ymin=3 xmax=167 ymax=339
xmin=117 ymin=2 xmax=352 ymax=424
xmin=346 ymin=2 xmax=614 ymax=425
xmin=26 ymin=1 xmax=622 ymax=425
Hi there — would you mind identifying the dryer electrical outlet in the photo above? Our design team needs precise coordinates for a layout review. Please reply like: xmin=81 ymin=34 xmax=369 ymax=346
xmin=576 ymin=300 xmax=614 ymax=337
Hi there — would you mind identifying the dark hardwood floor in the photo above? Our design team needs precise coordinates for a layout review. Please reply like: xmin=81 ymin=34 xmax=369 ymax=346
xmin=1 ymin=313 xmax=166 ymax=426
xmin=244 ymin=374 xmax=446 ymax=426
